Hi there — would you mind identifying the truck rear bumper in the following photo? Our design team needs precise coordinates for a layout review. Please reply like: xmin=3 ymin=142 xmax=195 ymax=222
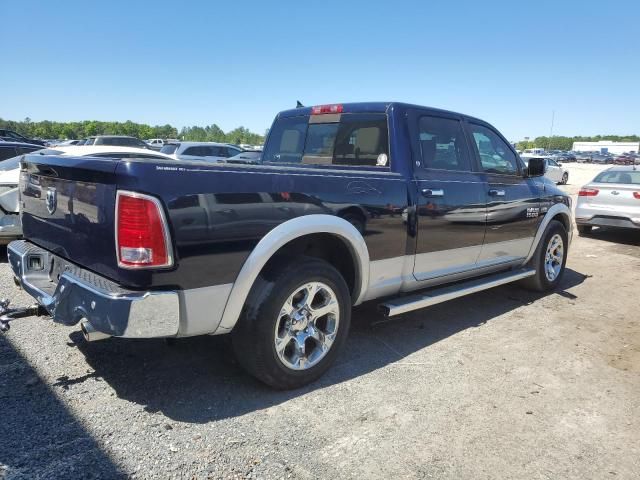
xmin=8 ymin=240 xmax=180 ymax=338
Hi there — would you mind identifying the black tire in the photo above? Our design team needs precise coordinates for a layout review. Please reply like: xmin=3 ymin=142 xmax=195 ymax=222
xmin=561 ymin=172 xmax=569 ymax=185
xmin=521 ymin=220 xmax=568 ymax=292
xmin=232 ymin=256 xmax=351 ymax=389
xmin=577 ymin=225 xmax=592 ymax=236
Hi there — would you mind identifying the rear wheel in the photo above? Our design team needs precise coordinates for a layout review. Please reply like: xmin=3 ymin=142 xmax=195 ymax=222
xmin=232 ymin=256 xmax=351 ymax=389
xmin=521 ymin=220 xmax=568 ymax=292
xmin=577 ymin=225 xmax=592 ymax=236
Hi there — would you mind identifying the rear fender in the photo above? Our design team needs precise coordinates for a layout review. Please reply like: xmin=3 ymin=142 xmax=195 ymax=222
xmin=216 ymin=214 xmax=370 ymax=333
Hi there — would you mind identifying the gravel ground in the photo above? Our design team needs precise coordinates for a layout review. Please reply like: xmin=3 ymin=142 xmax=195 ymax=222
xmin=1 ymin=163 xmax=639 ymax=479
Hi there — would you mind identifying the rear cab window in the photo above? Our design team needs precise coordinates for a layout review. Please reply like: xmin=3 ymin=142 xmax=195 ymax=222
xmin=262 ymin=112 xmax=390 ymax=168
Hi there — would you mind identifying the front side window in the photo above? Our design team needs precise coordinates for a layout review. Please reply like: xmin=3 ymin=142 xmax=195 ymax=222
xmin=418 ymin=116 xmax=470 ymax=171
xmin=468 ymin=124 xmax=519 ymax=175
xmin=262 ymin=113 xmax=389 ymax=167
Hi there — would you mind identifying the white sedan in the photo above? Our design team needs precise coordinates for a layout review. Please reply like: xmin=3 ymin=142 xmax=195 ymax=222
xmin=0 ymin=146 xmax=175 ymax=242
xmin=522 ymin=157 xmax=569 ymax=185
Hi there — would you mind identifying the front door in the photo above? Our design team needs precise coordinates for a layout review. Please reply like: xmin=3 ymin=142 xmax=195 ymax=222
xmin=465 ymin=122 xmax=541 ymax=265
xmin=411 ymin=114 xmax=487 ymax=281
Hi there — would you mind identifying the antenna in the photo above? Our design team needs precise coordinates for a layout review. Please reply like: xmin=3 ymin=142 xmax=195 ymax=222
xmin=547 ymin=110 xmax=555 ymax=151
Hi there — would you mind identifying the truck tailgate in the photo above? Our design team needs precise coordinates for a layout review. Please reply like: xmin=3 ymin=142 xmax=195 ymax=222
xmin=20 ymin=154 xmax=120 ymax=281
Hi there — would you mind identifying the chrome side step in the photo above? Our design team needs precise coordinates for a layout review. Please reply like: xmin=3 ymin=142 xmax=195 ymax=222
xmin=379 ymin=268 xmax=536 ymax=317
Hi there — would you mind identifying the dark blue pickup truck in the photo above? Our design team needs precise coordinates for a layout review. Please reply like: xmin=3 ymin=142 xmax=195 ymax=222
xmin=3 ymin=102 xmax=572 ymax=388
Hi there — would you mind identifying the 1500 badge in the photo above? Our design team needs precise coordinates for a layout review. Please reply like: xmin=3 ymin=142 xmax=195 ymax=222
xmin=526 ymin=207 xmax=540 ymax=218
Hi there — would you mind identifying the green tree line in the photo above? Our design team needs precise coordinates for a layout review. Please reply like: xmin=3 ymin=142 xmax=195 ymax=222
xmin=516 ymin=135 xmax=640 ymax=151
xmin=0 ymin=117 xmax=265 ymax=145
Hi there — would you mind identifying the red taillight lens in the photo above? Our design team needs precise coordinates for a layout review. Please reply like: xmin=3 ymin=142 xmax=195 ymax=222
xmin=578 ymin=188 xmax=599 ymax=197
xmin=634 ymin=192 xmax=640 ymax=199
xmin=311 ymin=104 xmax=344 ymax=115
xmin=116 ymin=191 xmax=172 ymax=268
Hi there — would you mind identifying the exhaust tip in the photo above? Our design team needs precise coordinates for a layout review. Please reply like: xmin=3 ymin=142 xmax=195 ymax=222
xmin=80 ymin=320 xmax=111 ymax=342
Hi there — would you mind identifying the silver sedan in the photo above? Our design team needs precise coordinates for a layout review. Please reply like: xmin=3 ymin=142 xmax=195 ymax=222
xmin=575 ymin=166 xmax=640 ymax=235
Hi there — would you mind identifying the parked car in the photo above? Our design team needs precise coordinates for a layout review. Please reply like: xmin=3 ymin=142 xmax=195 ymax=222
xmin=576 ymin=152 xmax=593 ymax=163
xmin=3 ymin=102 xmax=573 ymax=389
xmin=521 ymin=157 xmax=569 ymax=184
xmin=613 ymin=154 xmax=639 ymax=165
xmin=83 ymin=135 xmax=151 ymax=149
xmin=0 ymin=129 xmax=45 ymax=146
xmin=575 ymin=166 xmax=640 ymax=235
xmin=0 ymin=142 xmax=42 ymax=162
xmin=160 ymin=142 xmax=243 ymax=162
xmin=146 ymin=138 xmax=166 ymax=150
xmin=591 ymin=154 xmax=613 ymax=164
xmin=224 ymin=150 xmax=262 ymax=163
xmin=53 ymin=139 xmax=82 ymax=147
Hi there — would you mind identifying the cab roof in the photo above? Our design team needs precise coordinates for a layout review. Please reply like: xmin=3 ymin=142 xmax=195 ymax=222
xmin=277 ymin=101 xmax=486 ymax=124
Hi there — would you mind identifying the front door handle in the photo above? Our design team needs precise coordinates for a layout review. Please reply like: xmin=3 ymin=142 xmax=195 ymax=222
xmin=421 ymin=188 xmax=444 ymax=198
xmin=488 ymin=189 xmax=506 ymax=197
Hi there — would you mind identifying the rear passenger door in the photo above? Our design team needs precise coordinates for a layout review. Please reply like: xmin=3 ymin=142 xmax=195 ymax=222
xmin=411 ymin=113 xmax=487 ymax=281
xmin=466 ymin=122 xmax=540 ymax=265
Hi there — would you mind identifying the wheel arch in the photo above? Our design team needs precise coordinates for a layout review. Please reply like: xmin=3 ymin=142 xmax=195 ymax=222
xmin=524 ymin=202 xmax=573 ymax=264
xmin=216 ymin=214 xmax=370 ymax=333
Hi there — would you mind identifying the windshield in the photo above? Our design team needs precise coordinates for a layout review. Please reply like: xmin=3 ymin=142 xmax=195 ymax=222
xmin=593 ymin=170 xmax=640 ymax=184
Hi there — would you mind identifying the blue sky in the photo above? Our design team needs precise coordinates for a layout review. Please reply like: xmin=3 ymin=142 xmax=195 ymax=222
xmin=3 ymin=0 xmax=639 ymax=141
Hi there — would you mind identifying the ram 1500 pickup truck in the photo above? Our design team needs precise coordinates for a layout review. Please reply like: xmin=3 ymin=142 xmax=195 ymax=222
xmin=3 ymin=102 xmax=572 ymax=389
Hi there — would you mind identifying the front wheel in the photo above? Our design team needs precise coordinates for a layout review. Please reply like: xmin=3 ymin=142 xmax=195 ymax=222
xmin=232 ymin=256 xmax=351 ymax=389
xmin=521 ymin=220 xmax=568 ymax=292
xmin=561 ymin=172 xmax=569 ymax=185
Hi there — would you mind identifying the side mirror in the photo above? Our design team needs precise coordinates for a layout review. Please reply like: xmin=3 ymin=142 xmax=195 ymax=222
xmin=527 ymin=158 xmax=545 ymax=177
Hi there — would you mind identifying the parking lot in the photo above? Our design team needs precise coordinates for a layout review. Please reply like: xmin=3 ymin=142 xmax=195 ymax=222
xmin=0 ymin=163 xmax=638 ymax=479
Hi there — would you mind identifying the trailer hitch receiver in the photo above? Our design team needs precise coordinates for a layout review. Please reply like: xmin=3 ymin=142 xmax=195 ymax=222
xmin=0 ymin=299 xmax=48 ymax=333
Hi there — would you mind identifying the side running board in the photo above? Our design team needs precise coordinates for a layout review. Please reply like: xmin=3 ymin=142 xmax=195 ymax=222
xmin=378 ymin=268 xmax=536 ymax=317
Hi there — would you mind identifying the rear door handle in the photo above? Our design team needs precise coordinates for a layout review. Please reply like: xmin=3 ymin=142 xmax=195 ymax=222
xmin=488 ymin=189 xmax=506 ymax=197
xmin=421 ymin=188 xmax=444 ymax=198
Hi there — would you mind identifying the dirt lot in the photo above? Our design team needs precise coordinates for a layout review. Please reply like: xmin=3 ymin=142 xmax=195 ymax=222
xmin=1 ymin=163 xmax=638 ymax=479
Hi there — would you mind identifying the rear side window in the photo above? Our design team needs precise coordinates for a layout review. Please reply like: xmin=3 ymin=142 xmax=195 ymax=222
xmin=468 ymin=123 xmax=519 ymax=175
xmin=418 ymin=116 xmax=470 ymax=171
xmin=183 ymin=146 xmax=206 ymax=156
xmin=593 ymin=171 xmax=640 ymax=184
xmin=262 ymin=113 xmax=389 ymax=168
xmin=161 ymin=144 xmax=179 ymax=154
xmin=263 ymin=117 xmax=308 ymax=163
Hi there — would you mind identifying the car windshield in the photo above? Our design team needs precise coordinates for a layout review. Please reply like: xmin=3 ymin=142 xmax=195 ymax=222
xmin=593 ymin=170 xmax=640 ymax=184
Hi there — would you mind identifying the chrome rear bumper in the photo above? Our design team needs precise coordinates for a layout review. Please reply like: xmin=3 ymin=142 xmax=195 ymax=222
xmin=8 ymin=240 xmax=180 ymax=338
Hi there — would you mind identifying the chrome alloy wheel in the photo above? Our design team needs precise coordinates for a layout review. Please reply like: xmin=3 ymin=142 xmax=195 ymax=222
xmin=544 ymin=233 xmax=564 ymax=281
xmin=274 ymin=282 xmax=340 ymax=371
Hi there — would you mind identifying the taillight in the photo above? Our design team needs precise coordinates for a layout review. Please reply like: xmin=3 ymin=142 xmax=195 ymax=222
xmin=578 ymin=188 xmax=599 ymax=197
xmin=634 ymin=192 xmax=640 ymax=199
xmin=116 ymin=191 xmax=173 ymax=269
xmin=311 ymin=104 xmax=343 ymax=115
